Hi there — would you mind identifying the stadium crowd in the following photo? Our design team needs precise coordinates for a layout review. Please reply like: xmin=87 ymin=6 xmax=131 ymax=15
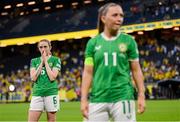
xmin=0 ymin=0 xmax=180 ymax=39
xmin=0 ymin=0 xmax=180 ymax=102
xmin=0 ymin=31 xmax=179 ymax=102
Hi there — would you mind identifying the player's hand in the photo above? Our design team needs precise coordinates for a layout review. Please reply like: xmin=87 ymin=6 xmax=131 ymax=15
xmin=42 ymin=51 xmax=47 ymax=62
xmin=80 ymin=99 xmax=89 ymax=119
xmin=137 ymin=93 xmax=146 ymax=114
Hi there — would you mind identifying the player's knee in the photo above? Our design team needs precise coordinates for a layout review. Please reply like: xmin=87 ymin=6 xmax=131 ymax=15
xmin=47 ymin=112 xmax=56 ymax=122
xmin=47 ymin=117 xmax=56 ymax=122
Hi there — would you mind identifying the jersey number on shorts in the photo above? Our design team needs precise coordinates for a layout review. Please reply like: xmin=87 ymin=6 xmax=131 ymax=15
xmin=104 ymin=52 xmax=117 ymax=66
xmin=122 ymin=101 xmax=131 ymax=114
xmin=53 ymin=96 xmax=57 ymax=105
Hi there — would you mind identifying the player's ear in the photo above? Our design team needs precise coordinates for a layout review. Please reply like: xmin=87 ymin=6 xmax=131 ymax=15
xmin=101 ymin=15 xmax=106 ymax=24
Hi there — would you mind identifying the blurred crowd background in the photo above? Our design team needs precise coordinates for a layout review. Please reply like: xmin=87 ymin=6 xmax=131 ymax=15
xmin=0 ymin=0 xmax=179 ymax=102
xmin=0 ymin=0 xmax=180 ymax=39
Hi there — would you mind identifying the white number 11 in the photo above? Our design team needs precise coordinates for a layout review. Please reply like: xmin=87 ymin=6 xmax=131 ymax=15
xmin=104 ymin=52 xmax=117 ymax=66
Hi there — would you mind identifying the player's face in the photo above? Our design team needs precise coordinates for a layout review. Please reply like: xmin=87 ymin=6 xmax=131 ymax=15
xmin=102 ymin=6 xmax=124 ymax=32
xmin=38 ymin=41 xmax=50 ymax=56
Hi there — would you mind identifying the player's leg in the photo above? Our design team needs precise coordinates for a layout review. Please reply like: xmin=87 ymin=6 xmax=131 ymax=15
xmin=84 ymin=103 xmax=109 ymax=122
xmin=46 ymin=112 xmax=56 ymax=122
xmin=110 ymin=100 xmax=136 ymax=122
xmin=28 ymin=111 xmax=42 ymax=122
xmin=44 ymin=95 xmax=59 ymax=122
xmin=28 ymin=96 xmax=44 ymax=122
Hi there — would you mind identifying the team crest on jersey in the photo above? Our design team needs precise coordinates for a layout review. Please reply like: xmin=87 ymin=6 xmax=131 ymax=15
xmin=119 ymin=43 xmax=127 ymax=53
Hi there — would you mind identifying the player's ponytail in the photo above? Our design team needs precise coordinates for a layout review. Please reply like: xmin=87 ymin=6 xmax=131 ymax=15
xmin=97 ymin=3 xmax=121 ymax=34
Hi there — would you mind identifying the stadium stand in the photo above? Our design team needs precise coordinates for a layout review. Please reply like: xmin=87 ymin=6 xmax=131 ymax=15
xmin=0 ymin=30 xmax=179 ymax=102
xmin=0 ymin=0 xmax=180 ymax=102
xmin=0 ymin=0 xmax=180 ymax=39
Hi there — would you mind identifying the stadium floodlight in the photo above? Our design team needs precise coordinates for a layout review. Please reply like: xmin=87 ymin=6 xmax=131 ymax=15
xmin=1 ymin=12 xmax=8 ymax=16
xmin=9 ymin=85 xmax=15 ymax=92
xmin=56 ymin=4 xmax=63 ymax=8
xmin=72 ymin=2 xmax=78 ymax=6
xmin=173 ymin=27 xmax=179 ymax=31
xmin=137 ymin=31 xmax=144 ymax=35
xmin=28 ymin=1 xmax=36 ymax=5
xmin=4 ymin=5 xmax=11 ymax=9
xmin=45 ymin=6 xmax=51 ymax=10
xmin=84 ymin=0 xmax=91 ymax=4
xmin=158 ymin=2 xmax=162 ymax=5
xmin=33 ymin=8 xmax=39 ymax=12
xmin=43 ymin=0 xmax=51 ymax=3
xmin=20 ymin=12 xmax=24 ymax=16
xmin=16 ymin=3 xmax=24 ymax=7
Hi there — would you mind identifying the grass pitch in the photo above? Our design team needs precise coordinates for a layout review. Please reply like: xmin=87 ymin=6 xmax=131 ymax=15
xmin=0 ymin=100 xmax=179 ymax=121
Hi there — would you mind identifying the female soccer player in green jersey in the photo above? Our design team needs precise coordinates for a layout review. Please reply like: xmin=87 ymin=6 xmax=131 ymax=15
xmin=28 ymin=39 xmax=61 ymax=122
xmin=81 ymin=2 xmax=145 ymax=122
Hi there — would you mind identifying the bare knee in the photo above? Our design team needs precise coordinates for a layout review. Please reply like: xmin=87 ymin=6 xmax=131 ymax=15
xmin=47 ymin=112 xmax=56 ymax=122
xmin=28 ymin=110 xmax=42 ymax=122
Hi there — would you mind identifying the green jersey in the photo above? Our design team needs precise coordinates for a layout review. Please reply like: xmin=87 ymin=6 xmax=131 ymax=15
xmin=85 ymin=33 xmax=139 ymax=102
xmin=30 ymin=56 xmax=61 ymax=96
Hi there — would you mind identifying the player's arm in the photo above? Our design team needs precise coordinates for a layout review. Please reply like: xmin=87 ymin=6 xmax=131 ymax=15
xmin=81 ymin=65 xmax=93 ymax=101
xmin=81 ymin=57 xmax=94 ymax=119
xmin=30 ymin=61 xmax=43 ymax=82
xmin=130 ymin=61 xmax=145 ymax=113
xmin=130 ymin=61 xmax=144 ymax=96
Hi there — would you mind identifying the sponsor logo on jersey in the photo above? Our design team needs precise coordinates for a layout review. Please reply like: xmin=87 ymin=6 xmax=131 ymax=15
xmin=119 ymin=43 xmax=127 ymax=53
xmin=95 ymin=45 xmax=102 ymax=50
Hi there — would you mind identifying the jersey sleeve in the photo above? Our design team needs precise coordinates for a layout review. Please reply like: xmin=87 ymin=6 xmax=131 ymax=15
xmin=30 ymin=59 xmax=36 ymax=68
xmin=53 ymin=57 xmax=61 ymax=71
xmin=85 ymin=38 xmax=95 ymax=58
xmin=127 ymin=37 xmax=139 ymax=61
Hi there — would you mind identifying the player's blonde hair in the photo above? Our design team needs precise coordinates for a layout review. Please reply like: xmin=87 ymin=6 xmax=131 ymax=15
xmin=97 ymin=3 xmax=122 ymax=34
xmin=38 ymin=39 xmax=52 ymax=48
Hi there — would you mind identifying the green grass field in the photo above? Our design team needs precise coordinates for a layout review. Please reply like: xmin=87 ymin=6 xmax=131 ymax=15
xmin=0 ymin=100 xmax=179 ymax=121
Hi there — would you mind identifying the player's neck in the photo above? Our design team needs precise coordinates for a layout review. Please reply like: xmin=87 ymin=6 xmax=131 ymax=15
xmin=103 ymin=29 xmax=119 ymax=39
xmin=102 ymin=30 xmax=120 ymax=41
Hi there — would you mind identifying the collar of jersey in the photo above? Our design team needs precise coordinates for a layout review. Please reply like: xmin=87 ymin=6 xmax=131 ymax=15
xmin=101 ymin=32 xmax=121 ymax=41
xmin=40 ymin=55 xmax=52 ymax=61
xmin=47 ymin=55 xmax=52 ymax=60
